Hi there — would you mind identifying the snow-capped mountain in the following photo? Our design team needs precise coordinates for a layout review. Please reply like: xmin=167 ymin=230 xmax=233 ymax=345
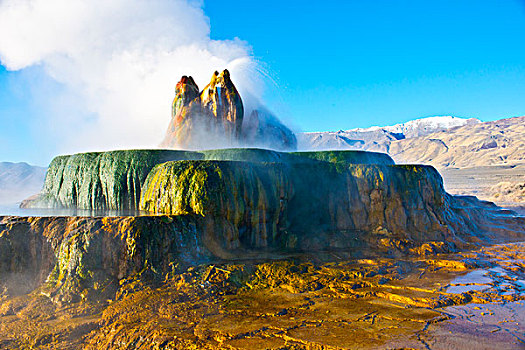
xmin=299 ymin=116 xmax=480 ymax=152
xmin=299 ymin=115 xmax=524 ymax=169
xmin=349 ymin=116 xmax=481 ymax=138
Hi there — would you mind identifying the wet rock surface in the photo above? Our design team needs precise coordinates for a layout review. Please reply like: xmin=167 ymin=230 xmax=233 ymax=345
xmin=139 ymin=159 xmax=525 ymax=258
xmin=0 ymin=240 xmax=524 ymax=349
xmin=21 ymin=150 xmax=200 ymax=211
xmin=160 ymin=70 xmax=297 ymax=150
xmin=21 ymin=149 xmax=395 ymax=211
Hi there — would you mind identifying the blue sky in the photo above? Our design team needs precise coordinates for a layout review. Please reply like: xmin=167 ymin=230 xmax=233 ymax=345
xmin=205 ymin=0 xmax=525 ymax=130
xmin=1 ymin=0 xmax=525 ymax=165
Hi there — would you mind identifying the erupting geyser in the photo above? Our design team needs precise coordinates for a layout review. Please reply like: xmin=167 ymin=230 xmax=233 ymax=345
xmin=160 ymin=70 xmax=297 ymax=150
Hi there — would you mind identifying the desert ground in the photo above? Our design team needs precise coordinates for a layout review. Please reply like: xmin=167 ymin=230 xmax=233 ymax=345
xmin=441 ymin=164 xmax=525 ymax=216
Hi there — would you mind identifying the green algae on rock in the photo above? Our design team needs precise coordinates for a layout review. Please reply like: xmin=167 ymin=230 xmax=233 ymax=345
xmin=19 ymin=148 xmax=525 ymax=268
xmin=23 ymin=148 xmax=395 ymax=211
xmin=140 ymin=161 xmax=293 ymax=253
xmin=290 ymin=150 xmax=395 ymax=165
xmin=22 ymin=150 xmax=202 ymax=210
xmin=21 ymin=147 xmax=525 ymax=255
xmin=138 ymin=158 xmax=524 ymax=258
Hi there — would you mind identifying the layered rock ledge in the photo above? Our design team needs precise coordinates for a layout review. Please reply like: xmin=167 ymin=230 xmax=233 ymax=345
xmin=2 ymin=148 xmax=525 ymax=349
xmin=22 ymin=149 xmax=393 ymax=211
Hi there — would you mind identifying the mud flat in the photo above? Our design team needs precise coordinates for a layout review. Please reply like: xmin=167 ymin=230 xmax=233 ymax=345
xmin=0 ymin=240 xmax=524 ymax=349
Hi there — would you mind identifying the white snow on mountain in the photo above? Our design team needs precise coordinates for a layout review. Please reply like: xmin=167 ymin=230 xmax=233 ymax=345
xmin=298 ymin=116 xmax=481 ymax=151
xmin=349 ymin=116 xmax=481 ymax=138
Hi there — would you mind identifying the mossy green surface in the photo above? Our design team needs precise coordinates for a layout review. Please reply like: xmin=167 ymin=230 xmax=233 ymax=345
xmin=30 ymin=150 xmax=202 ymax=210
xmin=139 ymin=159 xmax=454 ymax=252
xmin=290 ymin=150 xmax=395 ymax=165
xmin=140 ymin=160 xmax=292 ymax=250
xmin=26 ymin=148 xmax=394 ymax=211
xmin=201 ymin=148 xmax=296 ymax=163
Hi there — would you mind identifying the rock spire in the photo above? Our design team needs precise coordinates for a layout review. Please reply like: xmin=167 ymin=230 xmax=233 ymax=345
xmin=161 ymin=70 xmax=297 ymax=150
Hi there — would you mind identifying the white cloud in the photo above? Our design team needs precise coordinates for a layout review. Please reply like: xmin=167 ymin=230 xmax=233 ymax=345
xmin=0 ymin=0 xmax=263 ymax=154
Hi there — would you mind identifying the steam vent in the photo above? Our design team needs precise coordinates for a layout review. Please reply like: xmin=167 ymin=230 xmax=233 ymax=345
xmin=160 ymin=70 xmax=297 ymax=150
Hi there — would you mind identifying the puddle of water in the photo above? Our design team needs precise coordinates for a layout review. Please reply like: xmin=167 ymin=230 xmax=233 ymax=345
xmin=489 ymin=267 xmax=506 ymax=275
xmin=451 ymin=269 xmax=493 ymax=284
xmin=446 ymin=266 xmax=525 ymax=296
xmin=446 ymin=269 xmax=493 ymax=294
xmin=446 ymin=284 xmax=490 ymax=294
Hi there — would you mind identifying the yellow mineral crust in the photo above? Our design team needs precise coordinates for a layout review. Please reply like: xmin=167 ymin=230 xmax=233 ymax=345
xmin=1 ymin=240 xmax=524 ymax=349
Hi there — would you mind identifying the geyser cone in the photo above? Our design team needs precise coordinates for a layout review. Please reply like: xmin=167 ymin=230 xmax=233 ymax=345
xmin=160 ymin=69 xmax=297 ymax=150
xmin=200 ymin=69 xmax=244 ymax=141
xmin=161 ymin=75 xmax=202 ymax=149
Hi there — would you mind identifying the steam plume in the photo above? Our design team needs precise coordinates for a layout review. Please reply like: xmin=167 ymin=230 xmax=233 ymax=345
xmin=0 ymin=0 xmax=264 ymax=154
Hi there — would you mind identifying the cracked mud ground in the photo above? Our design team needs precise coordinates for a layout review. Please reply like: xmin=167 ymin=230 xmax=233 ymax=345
xmin=1 ymin=243 xmax=524 ymax=349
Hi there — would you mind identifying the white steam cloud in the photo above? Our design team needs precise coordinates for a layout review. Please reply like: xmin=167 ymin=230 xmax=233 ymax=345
xmin=0 ymin=0 xmax=264 ymax=154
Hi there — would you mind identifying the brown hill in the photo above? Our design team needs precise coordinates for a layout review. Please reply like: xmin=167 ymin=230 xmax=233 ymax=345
xmin=389 ymin=116 xmax=525 ymax=169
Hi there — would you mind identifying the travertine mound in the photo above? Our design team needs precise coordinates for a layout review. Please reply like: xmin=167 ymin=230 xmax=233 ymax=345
xmin=2 ymin=195 xmax=524 ymax=302
xmin=22 ymin=150 xmax=201 ymax=210
xmin=139 ymin=160 xmax=525 ymax=256
xmin=22 ymin=149 xmax=393 ymax=210
xmin=0 ymin=215 xmax=207 ymax=302
xmin=14 ymin=147 xmax=525 ymax=304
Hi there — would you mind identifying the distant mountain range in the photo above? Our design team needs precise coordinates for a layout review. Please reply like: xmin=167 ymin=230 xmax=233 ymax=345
xmin=299 ymin=116 xmax=480 ymax=154
xmin=0 ymin=162 xmax=46 ymax=205
xmin=299 ymin=116 xmax=524 ymax=169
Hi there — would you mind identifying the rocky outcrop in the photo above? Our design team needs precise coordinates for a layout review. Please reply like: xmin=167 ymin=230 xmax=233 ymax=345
xmin=0 ymin=215 xmax=209 ymax=301
xmin=160 ymin=76 xmax=202 ymax=149
xmin=13 ymin=147 xmax=525 ymax=303
xmin=161 ymin=70 xmax=297 ymax=150
xmin=22 ymin=149 xmax=394 ymax=211
xmin=1 ymin=219 xmax=523 ymax=349
xmin=160 ymin=71 xmax=244 ymax=150
xmin=200 ymin=70 xmax=244 ymax=140
xmin=2 ymin=192 xmax=525 ymax=303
